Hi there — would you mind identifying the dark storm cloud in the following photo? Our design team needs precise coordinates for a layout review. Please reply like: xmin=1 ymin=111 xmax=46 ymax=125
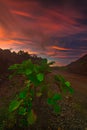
xmin=51 ymin=31 xmax=87 ymax=49
xmin=61 ymin=32 xmax=87 ymax=42
xmin=11 ymin=0 xmax=65 ymax=5
xmin=82 ymin=9 xmax=87 ymax=17
xmin=12 ymin=0 xmax=87 ymax=6
xmin=75 ymin=18 xmax=87 ymax=26
xmin=73 ymin=0 xmax=87 ymax=6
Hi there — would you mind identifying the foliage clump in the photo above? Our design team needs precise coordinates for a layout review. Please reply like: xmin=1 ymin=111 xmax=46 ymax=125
xmin=4 ymin=59 xmax=74 ymax=129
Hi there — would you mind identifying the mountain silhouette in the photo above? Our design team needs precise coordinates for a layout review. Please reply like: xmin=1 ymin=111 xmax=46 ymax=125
xmin=66 ymin=54 xmax=87 ymax=75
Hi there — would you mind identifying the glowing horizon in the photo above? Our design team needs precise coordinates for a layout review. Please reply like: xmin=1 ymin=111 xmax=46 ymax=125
xmin=0 ymin=0 xmax=87 ymax=66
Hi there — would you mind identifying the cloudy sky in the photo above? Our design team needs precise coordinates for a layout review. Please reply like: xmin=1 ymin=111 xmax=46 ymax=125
xmin=0 ymin=0 xmax=87 ymax=66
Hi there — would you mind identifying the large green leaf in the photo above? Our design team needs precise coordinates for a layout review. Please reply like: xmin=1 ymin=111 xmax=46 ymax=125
xmin=47 ymin=94 xmax=62 ymax=106
xmin=36 ymin=73 xmax=44 ymax=82
xmin=55 ymin=75 xmax=65 ymax=83
xmin=9 ymin=100 xmax=23 ymax=112
xmin=18 ymin=106 xmax=27 ymax=115
xmin=52 ymin=93 xmax=62 ymax=101
xmin=19 ymin=90 xmax=27 ymax=99
xmin=34 ymin=64 xmax=40 ymax=73
xmin=39 ymin=61 xmax=49 ymax=73
xmin=22 ymin=59 xmax=33 ymax=67
xmin=65 ymin=81 xmax=74 ymax=94
xmin=65 ymin=81 xmax=71 ymax=87
xmin=27 ymin=110 xmax=37 ymax=125
xmin=8 ymin=64 xmax=19 ymax=70
xmin=25 ymin=69 xmax=32 ymax=75
xmin=22 ymin=60 xmax=34 ymax=74
xmin=47 ymin=98 xmax=55 ymax=105
xmin=28 ymin=73 xmax=40 ymax=86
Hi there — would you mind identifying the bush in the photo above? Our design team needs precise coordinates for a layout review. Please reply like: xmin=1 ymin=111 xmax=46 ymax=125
xmin=4 ymin=59 xmax=74 ymax=129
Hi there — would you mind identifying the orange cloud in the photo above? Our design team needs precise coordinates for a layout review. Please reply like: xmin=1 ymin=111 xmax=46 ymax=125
xmin=0 ymin=27 xmax=5 ymax=37
xmin=11 ymin=10 xmax=33 ymax=18
xmin=0 ymin=39 xmax=12 ymax=49
xmin=51 ymin=45 xmax=71 ymax=51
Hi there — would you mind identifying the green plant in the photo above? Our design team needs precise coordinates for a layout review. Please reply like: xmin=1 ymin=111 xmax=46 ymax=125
xmin=6 ymin=59 xmax=74 ymax=129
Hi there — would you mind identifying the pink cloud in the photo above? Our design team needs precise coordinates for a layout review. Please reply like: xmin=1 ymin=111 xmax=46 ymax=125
xmin=50 ymin=45 xmax=71 ymax=51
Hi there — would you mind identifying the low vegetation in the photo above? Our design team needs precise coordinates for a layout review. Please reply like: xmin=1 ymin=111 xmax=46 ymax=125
xmin=2 ymin=59 xmax=74 ymax=129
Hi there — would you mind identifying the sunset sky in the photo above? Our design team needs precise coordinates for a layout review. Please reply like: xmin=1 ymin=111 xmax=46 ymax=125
xmin=0 ymin=0 xmax=87 ymax=66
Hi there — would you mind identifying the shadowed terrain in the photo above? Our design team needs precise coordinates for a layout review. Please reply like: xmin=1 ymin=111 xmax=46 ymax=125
xmin=0 ymin=49 xmax=87 ymax=129
xmin=53 ymin=69 xmax=87 ymax=114
xmin=66 ymin=54 xmax=87 ymax=76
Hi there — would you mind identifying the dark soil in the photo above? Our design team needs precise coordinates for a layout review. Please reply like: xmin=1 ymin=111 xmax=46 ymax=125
xmin=0 ymin=71 xmax=87 ymax=130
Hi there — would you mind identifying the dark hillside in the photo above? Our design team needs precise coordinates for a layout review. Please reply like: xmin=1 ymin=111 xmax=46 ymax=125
xmin=66 ymin=54 xmax=87 ymax=75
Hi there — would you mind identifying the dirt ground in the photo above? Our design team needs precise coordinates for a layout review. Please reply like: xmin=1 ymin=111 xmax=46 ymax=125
xmin=53 ymin=69 xmax=87 ymax=118
xmin=0 ymin=70 xmax=87 ymax=129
